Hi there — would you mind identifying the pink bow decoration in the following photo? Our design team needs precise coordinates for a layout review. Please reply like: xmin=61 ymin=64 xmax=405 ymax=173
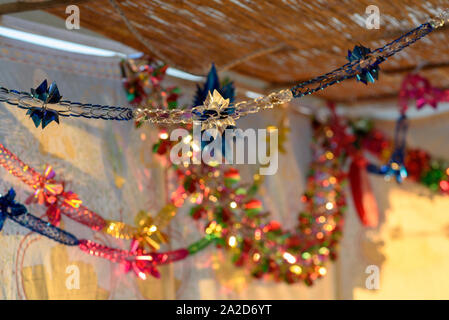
xmin=399 ymin=74 xmax=449 ymax=113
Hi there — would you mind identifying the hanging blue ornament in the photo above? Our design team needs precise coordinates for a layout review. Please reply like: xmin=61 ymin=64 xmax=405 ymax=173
xmin=26 ymin=107 xmax=60 ymax=129
xmin=31 ymin=80 xmax=62 ymax=104
xmin=367 ymin=115 xmax=408 ymax=183
xmin=28 ymin=80 xmax=62 ymax=129
xmin=347 ymin=45 xmax=380 ymax=85
xmin=193 ymin=63 xmax=235 ymax=107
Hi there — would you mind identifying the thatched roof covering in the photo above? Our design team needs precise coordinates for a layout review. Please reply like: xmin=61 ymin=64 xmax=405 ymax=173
xmin=47 ymin=0 xmax=449 ymax=103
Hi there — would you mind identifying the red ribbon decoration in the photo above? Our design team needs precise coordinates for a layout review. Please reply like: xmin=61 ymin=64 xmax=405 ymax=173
xmin=349 ymin=156 xmax=379 ymax=227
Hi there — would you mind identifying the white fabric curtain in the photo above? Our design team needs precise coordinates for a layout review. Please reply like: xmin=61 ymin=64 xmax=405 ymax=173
xmin=0 ymin=34 xmax=171 ymax=299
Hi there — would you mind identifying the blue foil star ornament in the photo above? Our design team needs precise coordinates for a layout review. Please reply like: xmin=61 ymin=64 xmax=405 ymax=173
xmin=0 ymin=188 xmax=26 ymax=231
xmin=191 ymin=64 xmax=237 ymax=160
xmin=28 ymin=80 xmax=62 ymax=129
xmin=193 ymin=63 xmax=235 ymax=107
xmin=192 ymin=64 xmax=236 ymax=132
xmin=347 ymin=45 xmax=380 ymax=85
xmin=31 ymin=80 xmax=62 ymax=104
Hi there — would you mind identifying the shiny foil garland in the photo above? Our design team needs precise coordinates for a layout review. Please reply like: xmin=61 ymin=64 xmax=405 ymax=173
xmin=0 ymin=142 xmax=104 ymax=229
xmin=152 ymin=119 xmax=347 ymax=285
xmin=0 ymin=188 xmax=189 ymax=279
xmin=0 ymin=142 xmax=179 ymax=254
xmin=146 ymin=62 xmax=345 ymax=285
xmin=357 ymin=124 xmax=449 ymax=195
xmin=0 ymin=141 xmax=223 ymax=278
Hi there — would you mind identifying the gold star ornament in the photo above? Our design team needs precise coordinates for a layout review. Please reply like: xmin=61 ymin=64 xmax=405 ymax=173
xmin=192 ymin=90 xmax=236 ymax=131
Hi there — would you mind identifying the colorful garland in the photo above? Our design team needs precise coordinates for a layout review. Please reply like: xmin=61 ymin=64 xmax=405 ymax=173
xmin=146 ymin=65 xmax=347 ymax=285
xmin=0 ymin=188 xmax=189 ymax=279
xmin=0 ymin=12 xmax=446 ymax=130
xmin=0 ymin=141 xmax=188 ymax=267
xmin=0 ymin=139 xmax=232 ymax=279
xmin=151 ymin=116 xmax=346 ymax=285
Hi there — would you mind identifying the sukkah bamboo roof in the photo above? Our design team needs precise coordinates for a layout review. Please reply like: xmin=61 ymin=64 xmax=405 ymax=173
xmin=45 ymin=0 xmax=449 ymax=103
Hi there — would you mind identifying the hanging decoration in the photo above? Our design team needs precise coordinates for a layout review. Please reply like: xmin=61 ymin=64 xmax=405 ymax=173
xmin=346 ymin=72 xmax=449 ymax=226
xmin=151 ymin=63 xmax=237 ymax=160
xmin=347 ymin=45 xmax=380 ymax=85
xmin=0 ymin=12 xmax=446 ymax=130
xmin=0 ymin=81 xmax=134 ymax=128
xmin=27 ymin=80 xmax=61 ymax=129
xmin=192 ymin=89 xmax=236 ymax=131
xmin=355 ymin=123 xmax=449 ymax=195
xmin=322 ymin=102 xmax=380 ymax=228
xmin=348 ymin=155 xmax=380 ymax=227
xmin=120 ymin=56 xmax=180 ymax=127
xmin=191 ymin=63 xmax=236 ymax=131
xmin=104 ymin=205 xmax=176 ymax=251
xmin=147 ymin=70 xmax=348 ymax=285
xmin=0 ymin=142 xmax=175 ymax=252
xmin=25 ymin=164 xmax=81 ymax=226
xmin=193 ymin=63 xmax=235 ymax=107
xmin=0 ymin=140 xmax=226 ymax=278
xmin=162 ymin=117 xmax=347 ymax=285
xmin=366 ymin=115 xmax=409 ymax=183
xmin=361 ymin=72 xmax=449 ymax=192
xmin=0 ymin=188 xmax=188 ymax=280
